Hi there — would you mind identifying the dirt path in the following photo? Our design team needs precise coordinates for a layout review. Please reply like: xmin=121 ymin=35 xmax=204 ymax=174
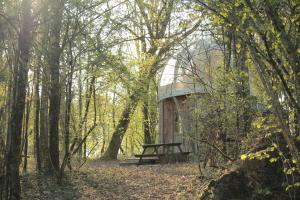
xmin=21 ymin=161 xmax=212 ymax=200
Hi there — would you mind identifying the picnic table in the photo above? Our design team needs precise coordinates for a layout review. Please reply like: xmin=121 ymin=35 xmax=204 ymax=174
xmin=135 ymin=142 xmax=190 ymax=165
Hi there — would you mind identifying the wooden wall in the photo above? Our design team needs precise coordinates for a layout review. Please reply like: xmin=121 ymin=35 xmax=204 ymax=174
xmin=160 ymin=96 xmax=187 ymax=143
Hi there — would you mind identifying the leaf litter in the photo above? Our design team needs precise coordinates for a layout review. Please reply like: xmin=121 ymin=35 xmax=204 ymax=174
xmin=21 ymin=161 xmax=215 ymax=200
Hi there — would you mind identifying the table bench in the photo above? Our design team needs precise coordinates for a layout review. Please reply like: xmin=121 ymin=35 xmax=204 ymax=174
xmin=135 ymin=142 xmax=190 ymax=165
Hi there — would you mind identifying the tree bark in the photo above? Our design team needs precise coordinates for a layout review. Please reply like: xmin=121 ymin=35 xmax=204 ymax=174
xmin=38 ymin=0 xmax=51 ymax=172
xmin=101 ymin=81 xmax=147 ymax=160
xmin=63 ymin=42 xmax=75 ymax=168
xmin=294 ymin=71 xmax=300 ymax=136
xmin=143 ymin=84 xmax=152 ymax=144
xmin=34 ymin=63 xmax=41 ymax=171
xmin=143 ymin=102 xmax=152 ymax=144
xmin=22 ymin=90 xmax=32 ymax=172
xmin=77 ymin=67 xmax=83 ymax=158
xmin=235 ymin=40 xmax=251 ymax=136
xmin=6 ymin=0 xmax=32 ymax=198
xmin=64 ymin=61 xmax=71 ymax=156
xmin=40 ymin=59 xmax=50 ymax=171
xmin=48 ymin=0 xmax=65 ymax=172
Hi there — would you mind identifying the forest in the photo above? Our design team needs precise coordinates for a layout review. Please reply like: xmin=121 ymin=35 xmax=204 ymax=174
xmin=0 ymin=0 xmax=299 ymax=199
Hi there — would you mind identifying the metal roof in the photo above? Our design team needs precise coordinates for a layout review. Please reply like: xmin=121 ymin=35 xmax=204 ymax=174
xmin=158 ymin=39 xmax=223 ymax=101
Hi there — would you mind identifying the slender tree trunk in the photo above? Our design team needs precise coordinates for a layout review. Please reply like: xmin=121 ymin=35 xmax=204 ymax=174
xmin=77 ymin=68 xmax=83 ymax=158
xmin=236 ymin=41 xmax=251 ymax=136
xmin=149 ymin=82 xmax=158 ymax=143
xmin=230 ymin=33 xmax=252 ymax=157
xmin=100 ymin=92 xmax=108 ymax=155
xmin=22 ymin=91 xmax=32 ymax=172
xmin=0 ymin=106 xmax=5 ymax=196
xmin=112 ymin=88 xmax=116 ymax=129
xmin=143 ymin=98 xmax=152 ymax=144
xmin=60 ymin=67 xmax=66 ymax=155
xmin=34 ymin=63 xmax=41 ymax=171
xmin=2 ymin=55 xmax=13 ymax=199
xmin=83 ymin=79 xmax=89 ymax=159
xmin=48 ymin=0 xmax=65 ymax=172
xmin=40 ymin=61 xmax=50 ymax=171
xmin=83 ymin=123 xmax=87 ymax=159
xmin=295 ymin=72 xmax=300 ymax=136
xmin=6 ymin=0 xmax=32 ymax=198
xmin=38 ymin=0 xmax=51 ymax=173
xmin=5 ymin=54 xmax=14 ymax=167
xmin=64 ymin=43 xmax=75 ymax=168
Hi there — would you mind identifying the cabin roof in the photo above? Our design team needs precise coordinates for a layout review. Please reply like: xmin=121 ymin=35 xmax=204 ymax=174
xmin=158 ymin=39 xmax=223 ymax=101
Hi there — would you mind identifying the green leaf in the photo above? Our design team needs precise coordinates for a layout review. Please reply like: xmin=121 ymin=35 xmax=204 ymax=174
xmin=269 ymin=157 xmax=278 ymax=163
xmin=241 ymin=154 xmax=247 ymax=160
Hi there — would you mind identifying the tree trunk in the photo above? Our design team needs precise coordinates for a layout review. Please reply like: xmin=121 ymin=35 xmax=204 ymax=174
xmin=64 ymin=42 xmax=75 ymax=168
xmin=100 ymin=92 xmax=109 ymax=155
xmin=83 ymin=123 xmax=87 ymax=159
xmin=236 ymin=41 xmax=251 ymax=136
xmin=142 ymin=80 xmax=153 ymax=144
xmin=40 ymin=59 xmax=50 ymax=171
xmin=38 ymin=0 xmax=51 ymax=173
xmin=6 ymin=0 xmax=32 ymax=198
xmin=231 ymin=33 xmax=252 ymax=157
xmin=112 ymin=88 xmax=116 ymax=129
xmin=34 ymin=63 xmax=41 ymax=171
xmin=143 ymin=102 xmax=152 ymax=144
xmin=101 ymin=84 xmax=145 ymax=160
xmin=101 ymin=100 xmax=138 ymax=160
xmin=48 ymin=0 xmax=65 ymax=172
xmin=22 ymin=91 xmax=32 ymax=172
xmin=295 ymin=71 xmax=300 ymax=136
xmin=77 ymin=67 xmax=83 ymax=158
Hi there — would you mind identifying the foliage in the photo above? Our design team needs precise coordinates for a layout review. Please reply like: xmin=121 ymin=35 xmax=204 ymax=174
xmin=0 ymin=0 xmax=299 ymax=198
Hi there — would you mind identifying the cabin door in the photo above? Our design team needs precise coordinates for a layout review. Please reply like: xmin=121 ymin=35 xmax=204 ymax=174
xmin=161 ymin=98 xmax=175 ymax=144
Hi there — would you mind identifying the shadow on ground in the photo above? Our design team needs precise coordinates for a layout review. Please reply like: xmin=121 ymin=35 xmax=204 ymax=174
xmin=21 ymin=173 xmax=80 ymax=200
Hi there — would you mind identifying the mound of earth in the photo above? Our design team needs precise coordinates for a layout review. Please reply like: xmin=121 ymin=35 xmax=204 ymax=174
xmin=201 ymin=136 xmax=300 ymax=200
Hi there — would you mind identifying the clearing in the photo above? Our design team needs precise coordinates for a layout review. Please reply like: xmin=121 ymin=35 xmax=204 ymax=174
xmin=21 ymin=161 xmax=216 ymax=200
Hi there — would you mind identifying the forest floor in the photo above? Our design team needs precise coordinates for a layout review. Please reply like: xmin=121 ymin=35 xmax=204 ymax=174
xmin=21 ymin=160 xmax=219 ymax=200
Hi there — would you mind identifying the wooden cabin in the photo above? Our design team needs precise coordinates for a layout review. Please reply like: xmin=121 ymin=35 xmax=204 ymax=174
xmin=158 ymin=39 xmax=223 ymax=153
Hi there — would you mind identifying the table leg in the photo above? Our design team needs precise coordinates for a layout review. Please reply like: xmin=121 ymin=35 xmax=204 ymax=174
xmin=154 ymin=146 xmax=159 ymax=154
xmin=167 ymin=146 xmax=172 ymax=163
xmin=138 ymin=147 xmax=147 ymax=165
xmin=177 ymin=145 xmax=183 ymax=153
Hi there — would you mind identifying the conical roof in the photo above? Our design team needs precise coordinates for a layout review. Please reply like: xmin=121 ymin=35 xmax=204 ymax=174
xmin=158 ymin=39 xmax=223 ymax=101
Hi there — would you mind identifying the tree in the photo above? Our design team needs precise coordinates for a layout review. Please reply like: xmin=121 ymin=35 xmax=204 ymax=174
xmin=34 ymin=58 xmax=41 ymax=171
xmin=193 ymin=0 xmax=300 ymax=172
xmin=5 ymin=0 xmax=32 ymax=198
xmin=102 ymin=0 xmax=202 ymax=160
xmin=38 ymin=0 xmax=51 ymax=172
xmin=48 ymin=0 xmax=66 ymax=172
